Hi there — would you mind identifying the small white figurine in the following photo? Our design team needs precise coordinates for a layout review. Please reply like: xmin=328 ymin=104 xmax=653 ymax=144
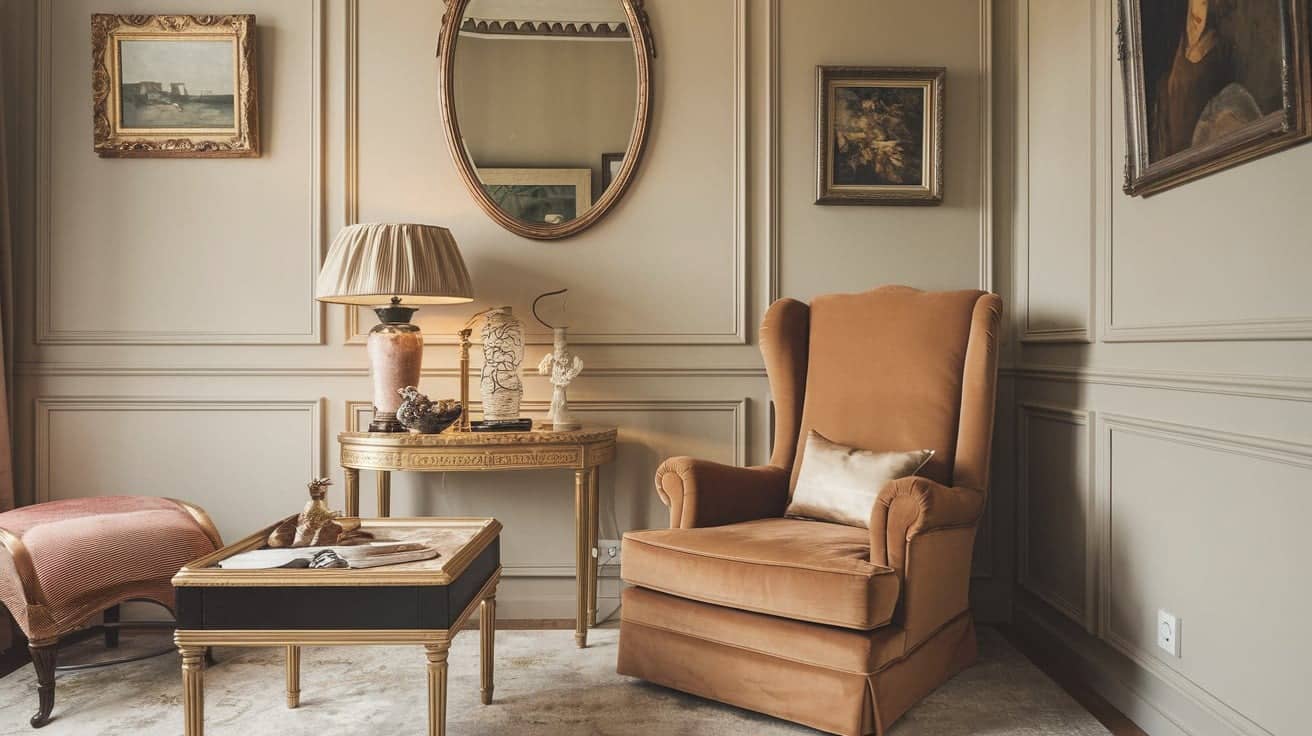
xmin=533 ymin=289 xmax=584 ymax=430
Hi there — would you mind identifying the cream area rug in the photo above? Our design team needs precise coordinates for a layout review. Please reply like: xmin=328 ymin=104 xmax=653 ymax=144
xmin=0 ymin=627 xmax=1108 ymax=735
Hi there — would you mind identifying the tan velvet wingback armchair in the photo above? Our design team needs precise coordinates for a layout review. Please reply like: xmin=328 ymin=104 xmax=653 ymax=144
xmin=617 ymin=286 xmax=1002 ymax=736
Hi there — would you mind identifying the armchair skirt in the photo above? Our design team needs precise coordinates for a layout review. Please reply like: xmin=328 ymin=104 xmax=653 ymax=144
xmin=617 ymin=586 xmax=977 ymax=736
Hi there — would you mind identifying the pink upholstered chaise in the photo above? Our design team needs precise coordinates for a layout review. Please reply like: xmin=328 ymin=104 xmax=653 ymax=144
xmin=0 ymin=496 xmax=222 ymax=728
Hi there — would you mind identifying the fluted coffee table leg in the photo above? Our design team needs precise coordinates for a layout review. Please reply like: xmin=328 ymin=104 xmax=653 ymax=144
xmin=426 ymin=643 xmax=449 ymax=736
xmin=180 ymin=646 xmax=206 ymax=736
xmin=285 ymin=645 xmax=300 ymax=708
xmin=480 ymin=596 xmax=496 ymax=705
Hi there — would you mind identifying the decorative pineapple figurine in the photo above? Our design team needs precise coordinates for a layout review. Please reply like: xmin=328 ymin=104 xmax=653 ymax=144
xmin=268 ymin=478 xmax=344 ymax=548
xmin=293 ymin=477 xmax=341 ymax=546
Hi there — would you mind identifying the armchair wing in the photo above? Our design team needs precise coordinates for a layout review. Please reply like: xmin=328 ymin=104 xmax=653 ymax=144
xmin=654 ymin=457 xmax=789 ymax=529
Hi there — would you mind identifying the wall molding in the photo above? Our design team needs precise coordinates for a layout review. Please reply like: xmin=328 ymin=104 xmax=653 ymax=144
xmin=344 ymin=0 xmax=359 ymax=226
xmin=765 ymin=0 xmax=780 ymax=305
xmin=1005 ymin=364 xmax=1312 ymax=403
xmin=978 ymin=0 xmax=994 ymax=292
xmin=17 ymin=361 xmax=769 ymax=379
xmin=34 ymin=397 xmax=325 ymax=503
xmin=1012 ymin=0 xmax=1098 ymax=343
xmin=1095 ymin=412 xmax=1308 ymax=736
xmin=344 ymin=0 xmax=756 ymax=346
xmin=1101 ymin=315 xmax=1312 ymax=343
xmin=1017 ymin=402 xmax=1096 ymax=631
xmin=501 ymin=563 xmax=622 ymax=579
xmin=33 ymin=0 xmax=326 ymax=345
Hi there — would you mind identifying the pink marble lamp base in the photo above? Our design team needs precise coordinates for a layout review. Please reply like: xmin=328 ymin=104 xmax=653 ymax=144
xmin=367 ymin=323 xmax=423 ymax=432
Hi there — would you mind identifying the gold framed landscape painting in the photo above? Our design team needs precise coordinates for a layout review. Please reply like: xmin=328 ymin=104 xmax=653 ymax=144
xmin=1119 ymin=0 xmax=1312 ymax=196
xmin=816 ymin=66 xmax=945 ymax=205
xmin=92 ymin=14 xmax=259 ymax=157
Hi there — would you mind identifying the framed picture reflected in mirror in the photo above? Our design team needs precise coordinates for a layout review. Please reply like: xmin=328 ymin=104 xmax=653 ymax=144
xmin=478 ymin=168 xmax=593 ymax=225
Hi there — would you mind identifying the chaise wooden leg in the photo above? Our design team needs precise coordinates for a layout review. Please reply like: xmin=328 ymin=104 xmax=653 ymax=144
xmin=103 ymin=605 xmax=121 ymax=649
xmin=29 ymin=642 xmax=57 ymax=728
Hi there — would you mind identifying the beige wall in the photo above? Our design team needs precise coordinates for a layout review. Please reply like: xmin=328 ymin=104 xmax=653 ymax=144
xmin=779 ymin=0 xmax=993 ymax=300
xmin=1001 ymin=1 xmax=1312 ymax=735
xmin=4 ymin=0 xmax=1000 ymax=622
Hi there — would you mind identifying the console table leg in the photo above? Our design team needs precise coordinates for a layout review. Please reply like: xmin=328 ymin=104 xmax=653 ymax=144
xmin=180 ymin=646 xmax=206 ymax=736
xmin=285 ymin=645 xmax=300 ymax=709
xmin=377 ymin=471 xmax=391 ymax=518
xmin=573 ymin=469 xmax=588 ymax=648
xmin=425 ymin=643 xmax=449 ymax=736
xmin=480 ymin=596 xmax=496 ymax=705
xmin=344 ymin=467 xmax=359 ymax=518
xmin=587 ymin=466 xmax=600 ymax=628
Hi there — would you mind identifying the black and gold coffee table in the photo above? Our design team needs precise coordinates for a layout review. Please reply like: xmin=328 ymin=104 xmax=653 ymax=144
xmin=172 ymin=517 xmax=501 ymax=736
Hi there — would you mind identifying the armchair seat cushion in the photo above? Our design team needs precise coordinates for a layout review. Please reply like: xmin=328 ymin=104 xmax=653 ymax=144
xmin=622 ymin=517 xmax=899 ymax=630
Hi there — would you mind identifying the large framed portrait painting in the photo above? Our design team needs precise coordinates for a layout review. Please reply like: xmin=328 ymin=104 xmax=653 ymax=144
xmin=816 ymin=66 xmax=945 ymax=205
xmin=1119 ymin=0 xmax=1311 ymax=196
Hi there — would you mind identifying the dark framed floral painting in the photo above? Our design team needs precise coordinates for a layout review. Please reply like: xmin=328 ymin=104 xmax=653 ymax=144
xmin=815 ymin=66 xmax=945 ymax=205
xmin=1119 ymin=0 xmax=1312 ymax=196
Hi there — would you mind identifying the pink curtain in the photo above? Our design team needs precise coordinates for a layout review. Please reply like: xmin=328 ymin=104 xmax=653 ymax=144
xmin=0 ymin=20 xmax=13 ymax=515
xmin=0 ymin=28 xmax=13 ymax=516
xmin=0 ymin=30 xmax=14 ymax=654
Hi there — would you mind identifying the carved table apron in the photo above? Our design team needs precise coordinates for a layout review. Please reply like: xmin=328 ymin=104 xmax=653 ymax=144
xmin=338 ymin=425 xmax=617 ymax=648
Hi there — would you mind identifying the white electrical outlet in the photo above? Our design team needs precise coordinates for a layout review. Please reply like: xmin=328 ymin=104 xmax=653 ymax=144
xmin=1157 ymin=610 xmax=1181 ymax=657
xmin=596 ymin=538 xmax=622 ymax=566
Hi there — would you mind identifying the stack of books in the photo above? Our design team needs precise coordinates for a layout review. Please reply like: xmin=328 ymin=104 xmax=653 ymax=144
xmin=219 ymin=541 xmax=439 ymax=570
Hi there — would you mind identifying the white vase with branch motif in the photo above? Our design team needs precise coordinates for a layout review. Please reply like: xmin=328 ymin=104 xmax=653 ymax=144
xmin=479 ymin=307 xmax=524 ymax=420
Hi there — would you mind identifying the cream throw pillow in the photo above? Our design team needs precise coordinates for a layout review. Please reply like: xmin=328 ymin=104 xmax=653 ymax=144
xmin=785 ymin=431 xmax=934 ymax=528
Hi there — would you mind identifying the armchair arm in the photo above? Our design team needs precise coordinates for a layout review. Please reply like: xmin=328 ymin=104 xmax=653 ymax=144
xmin=869 ymin=476 xmax=985 ymax=572
xmin=655 ymin=457 xmax=789 ymax=529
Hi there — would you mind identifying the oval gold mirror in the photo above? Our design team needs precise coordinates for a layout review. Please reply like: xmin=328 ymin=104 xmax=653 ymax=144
xmin=438 ymin=0 xmax=654 ymax=240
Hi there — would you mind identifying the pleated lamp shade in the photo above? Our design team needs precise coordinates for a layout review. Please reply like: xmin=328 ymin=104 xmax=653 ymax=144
xmin=315 ymin=223 xmax=474 ymax=305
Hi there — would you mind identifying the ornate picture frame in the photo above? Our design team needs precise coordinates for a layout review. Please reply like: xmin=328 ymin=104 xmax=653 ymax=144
xmin=815 ymin=66 xmax=945 ymax=206
xmin=1118 ymin=0 xmax=1311 ymax=196
xmin=92 ymin=14 xmax=259 ymax=158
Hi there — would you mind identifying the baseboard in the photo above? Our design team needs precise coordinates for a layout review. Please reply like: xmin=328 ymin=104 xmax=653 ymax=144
xmin=460 ymin=618 xmax=576 ymax=630
xmin=1013 ymin=594 xmax=1253 ymax=736
xmin=969 ymin=577 xmax=1013 ymax=623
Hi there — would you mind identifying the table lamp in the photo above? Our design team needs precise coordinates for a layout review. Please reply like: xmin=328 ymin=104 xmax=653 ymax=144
xmin=316 ymin=223 xmax=474 ymax=432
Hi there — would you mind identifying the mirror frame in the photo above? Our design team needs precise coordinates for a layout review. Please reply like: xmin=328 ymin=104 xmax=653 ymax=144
xmin=437 ymin=0 xmax=655 ymax=240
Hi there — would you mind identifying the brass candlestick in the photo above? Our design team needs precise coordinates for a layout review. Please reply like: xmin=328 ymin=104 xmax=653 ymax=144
xmin=458 ymin=327 xmax=473 ymax=432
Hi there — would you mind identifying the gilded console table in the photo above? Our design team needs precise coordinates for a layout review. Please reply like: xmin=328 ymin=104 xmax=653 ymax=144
xmin=338 ymin=425 xmax=617 ymax=647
